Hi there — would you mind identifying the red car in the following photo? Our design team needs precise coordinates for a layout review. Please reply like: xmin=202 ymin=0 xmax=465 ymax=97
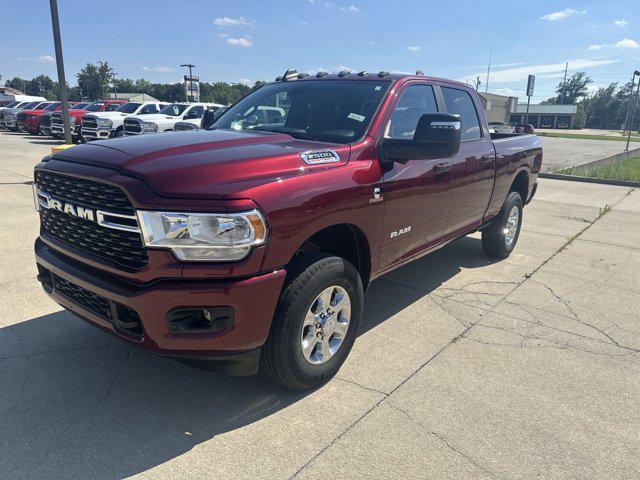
xmin=33 ymin=71 xmax=542 ymax=389
xmin=49 ymin=100 xmax=126 ymax=140
xmin=16 ymin=102 xmax=79 ymax=135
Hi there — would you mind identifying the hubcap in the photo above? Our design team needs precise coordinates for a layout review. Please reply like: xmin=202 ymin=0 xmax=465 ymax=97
xmin=504 ymin=205 xmax=520 ymax=247
xmin=301 ymin=286 xmax=351 ymax=365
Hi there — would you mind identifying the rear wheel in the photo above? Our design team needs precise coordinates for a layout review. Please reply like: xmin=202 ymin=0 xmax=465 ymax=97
xmin=482 ymin=191 xmax=523 ymax=258
xmin=261 ymin=253 xmax=363 ymax=390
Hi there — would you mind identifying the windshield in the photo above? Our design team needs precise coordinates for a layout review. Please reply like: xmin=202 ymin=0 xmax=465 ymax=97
xmin=44 ymin=102 xmax=61 ymax=111
xmin=159 ymin=104 xmax=189 ymax=116
xmin=3 ymin=102 xmax=19 ymax=108
xmin=212 ymin=80 xmax=391 ymax=144
xmin=70 ymin=102 xmax=89 ymax=110
xmin=84 ymin=102 xmax=105 ymax=111
xmin=21 ymin=102 xmax=40 ymax=109
xmin=115 ymin=102 xmax=141 ymax=113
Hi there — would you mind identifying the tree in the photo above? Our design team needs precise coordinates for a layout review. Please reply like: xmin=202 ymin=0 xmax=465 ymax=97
xmin=76 ymin=61 xmax=114 ymax=100
xmin=542 ymin=72 xmax=593 ymax=105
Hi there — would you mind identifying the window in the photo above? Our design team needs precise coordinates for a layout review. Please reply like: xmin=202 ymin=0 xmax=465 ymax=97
xmin=185 ymin=105 xmax=204 ymax=119
xmin=213 ymin=80 xmax=391 ymax=144
xmin=385 ymin=84 xmax=438 ymax=139
xmin=441 ymin=87 xmax=481 ymax=141
xmin=116 ymin=102 xmax=142 ymax=114
xmin=160 ymin=104 xmax=188 ymax=116
xmin=104 ymin=103 xmax=121 ymax=111
xmin=138 ymin=104 xmax=158 ymax=115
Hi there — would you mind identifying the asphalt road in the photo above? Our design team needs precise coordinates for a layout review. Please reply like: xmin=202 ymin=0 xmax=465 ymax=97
xmin=539 ymin=135 xmax=634 ymax=172
xmin=1 ymin=130 xmax=639 ymax=479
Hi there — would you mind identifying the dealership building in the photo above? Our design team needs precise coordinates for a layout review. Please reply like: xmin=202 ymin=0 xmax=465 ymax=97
xmin=509 ymin=104 xmax=578 ymax=129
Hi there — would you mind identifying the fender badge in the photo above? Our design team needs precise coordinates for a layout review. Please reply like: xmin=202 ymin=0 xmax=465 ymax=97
xmin=299 ymin=150 xmax=340 ymax=165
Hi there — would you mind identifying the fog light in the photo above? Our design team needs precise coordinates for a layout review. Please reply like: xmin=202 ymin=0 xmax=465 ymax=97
xmin=166 ymin=307 xmax=234 ymax=333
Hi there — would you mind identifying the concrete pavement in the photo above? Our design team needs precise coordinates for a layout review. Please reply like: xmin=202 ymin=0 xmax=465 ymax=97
xmin=539 ymin=135 xmax=632 ymax=172
xmin=1 ymin=130 xmax=639 ymax=479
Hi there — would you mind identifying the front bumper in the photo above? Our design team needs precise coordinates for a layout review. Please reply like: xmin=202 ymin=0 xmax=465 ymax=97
xmin=81 ymin=126 xmax=112 ymax=140
xmin=40 ymin=126 xmax=52 ymax=136
xmin=35 ymin=238 xmax=286 ymax=373
xmin=19 ymin=118 xmax=40 ymax=133
xmin=51 ymin=124 xmax=80 ymax=136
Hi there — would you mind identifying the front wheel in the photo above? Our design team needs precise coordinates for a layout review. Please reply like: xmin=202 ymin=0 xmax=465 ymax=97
xmin=261 ymin=253 xmax=363 ymax=390
xmin=482 ymin=191 xmax=523 ymax=258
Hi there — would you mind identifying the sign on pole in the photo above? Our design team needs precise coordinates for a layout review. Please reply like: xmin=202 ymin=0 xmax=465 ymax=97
xmin=525 ymin=75 xmax=535 ymax=125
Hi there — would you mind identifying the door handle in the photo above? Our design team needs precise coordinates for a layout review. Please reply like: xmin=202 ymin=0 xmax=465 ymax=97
xmin=481 ymin=155 xmax=494 ymax=164
xmin=433 ymin=162 xmax=451 ymax=174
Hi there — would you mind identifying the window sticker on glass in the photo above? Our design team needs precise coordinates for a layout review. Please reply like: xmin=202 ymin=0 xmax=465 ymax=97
xmin=348 ymin=113 xmax=366 ymax=122
xmin=374 ymin=85 xmax=382 ymax=91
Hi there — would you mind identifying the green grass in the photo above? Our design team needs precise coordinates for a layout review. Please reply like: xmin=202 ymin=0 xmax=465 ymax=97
xmin=557 ymin=156 xmax=640 ymax=182
xmin=538 ymin=132 xmax=640 ymax=142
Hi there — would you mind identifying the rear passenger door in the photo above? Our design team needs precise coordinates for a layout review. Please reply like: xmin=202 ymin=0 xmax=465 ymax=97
xmin=378 ymin=83 xmax=451 ymax=271
xmin=440 ymin=86 xmax=495 ymax=236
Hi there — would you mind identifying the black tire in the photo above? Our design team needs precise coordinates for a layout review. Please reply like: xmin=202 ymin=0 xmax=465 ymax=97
xmin=482 ymin=191 xmax=523 ymax=258
xmin=113 ymin=127 xmax=124 ymax=138
xmin=261 ymin=252 xmax=364 ymax=390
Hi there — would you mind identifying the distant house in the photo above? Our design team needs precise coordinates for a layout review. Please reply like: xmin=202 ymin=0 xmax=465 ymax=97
xmin=108 ymin=92 xmax=160 ymax=102
xmin=478 ymin=92 xmax=519 ymax=125
xmin=509 ymin=104 xmax=578 ymax=129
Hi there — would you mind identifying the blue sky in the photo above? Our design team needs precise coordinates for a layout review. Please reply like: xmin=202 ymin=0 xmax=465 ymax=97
xmin=1 ymin=0 xmax=639 ymax=102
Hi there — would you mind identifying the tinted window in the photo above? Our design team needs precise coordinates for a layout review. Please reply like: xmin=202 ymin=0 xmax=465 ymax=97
xmin=116 ymin=102 xmax=142 ymax=113
xmin=85 ymin=102 xmax=106 ymax=111
xmin=185 ymin=105 xmax=204 ymax=119
xmin=213 ymin=80 xmax=390 ymax=144
xmin=104 ymin=103 xmax=121 ymax=111
xmin=159 ymin=104 xmax=188 ymax=116
xmin=70 ymin=103 xmax=89 ymax=110
xmin=44 ymin=102 xmax=61 ymax=111
xmin=441 ymin=87 xmax=481 ymax=141
xmin=386 ymin=84 xmax=438 ymax=139
xmin=138 ymin=104 xmax=158 ymax=114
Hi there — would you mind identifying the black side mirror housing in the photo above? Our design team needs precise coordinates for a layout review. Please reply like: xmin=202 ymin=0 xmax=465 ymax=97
xmin=381 ymin=113 xmax=462 ymax=163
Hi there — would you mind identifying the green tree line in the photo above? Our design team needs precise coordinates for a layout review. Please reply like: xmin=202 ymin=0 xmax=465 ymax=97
xmin=2 ymin=61 xmax=256 ymax=106
xmin=541 ymin=72 xmax=639 ymax=130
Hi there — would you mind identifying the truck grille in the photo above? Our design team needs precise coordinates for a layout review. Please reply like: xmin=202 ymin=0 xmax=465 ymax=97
xmin=52 ymin=273 xmax=112 ymax=319
xmin=82 ymin=115 xmax=98 ymax=129
xmin=35 ymin=171 xmax=148 ymax=270
xmin=123 ymin=118 xmax=142 ymax=134
xmin=16 ymin=112 xmax=27 ymax=124
xmin=0 ymin=112 xmax=5 ymax=121
xmin=51 ymin=113 xmax=62 ymax=126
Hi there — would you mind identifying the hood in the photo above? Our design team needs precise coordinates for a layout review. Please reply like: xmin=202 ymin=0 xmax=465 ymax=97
xmin=85 ymin=111 xmax=130 ymax=120
xmin=53 ymin=129 xmax=350 ymax=199
xmin=21 ymin=109 xmax=47 ymax=116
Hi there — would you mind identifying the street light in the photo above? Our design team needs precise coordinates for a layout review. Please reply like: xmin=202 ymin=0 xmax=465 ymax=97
xmin=180 ymin=64 xmax=196 ymax=102
xmin=625 ymin=70 xmax=640 ymax=152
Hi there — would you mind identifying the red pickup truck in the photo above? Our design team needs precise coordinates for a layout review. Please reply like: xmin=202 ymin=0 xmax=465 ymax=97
xmin=49 ymin=100 xmax=126 ymax=140
xmin=16 ymin=101 xmax=73 ymax=135
xmin=33 ymin=71 xmax=541 ymax=389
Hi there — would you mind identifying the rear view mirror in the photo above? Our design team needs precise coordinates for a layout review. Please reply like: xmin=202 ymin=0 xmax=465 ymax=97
xmin=381 ymin=113 xmax=462 ymax=163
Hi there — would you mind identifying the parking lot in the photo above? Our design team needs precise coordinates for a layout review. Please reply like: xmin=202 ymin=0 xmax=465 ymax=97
xmin=538 ymin=135 xmax=632 ymax=172
xmin=1 ymin=129 xmax=639 ymax=479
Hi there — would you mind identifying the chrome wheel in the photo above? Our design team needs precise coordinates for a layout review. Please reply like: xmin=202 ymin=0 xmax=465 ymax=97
xmin=301 ymin=285 xmax=351 ymax=365
xmin=504 ymin=205 xmax=520 ymax=247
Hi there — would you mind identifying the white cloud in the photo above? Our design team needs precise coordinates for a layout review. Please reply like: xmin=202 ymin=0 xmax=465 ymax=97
xmin=238 ymin=78 xmax=252 ymax=85
xmin=213 ymin=16 xmax=251 ymax=26
xmin=142 ymin=66 xmax=176 ymax=72
xmin=407 ymin=46 xmax=420 ymax=52
xmin=37 ymin=55 xmax=55 ymax=63
xmin=494 ymin=88 xmax=515 ymax=96
xmin=587 ymin=44 xmax=604 ymax=50
xmin=614 ymin=19 xmax=628 ymax=27
xmin=227 ymin=37 xmax=254 ymax=47
xmin=541 ymin=8 xmax=586 ymax=21
xmin=458 ymin=58 xmax=619 ymax=84
xmin=340 ymin=5 xmax=359 ymax=12
xmin=614 ymin=38 xmax=639 ymax=49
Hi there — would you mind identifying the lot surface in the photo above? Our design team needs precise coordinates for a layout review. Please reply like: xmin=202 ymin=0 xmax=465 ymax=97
xmin=538 ymin=134 xmax=633 ymax=171
xmin=1 ymin=130 xmax=639 ymax=479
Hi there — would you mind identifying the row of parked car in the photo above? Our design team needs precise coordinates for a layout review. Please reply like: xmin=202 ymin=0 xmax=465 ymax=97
xmin=0 ymin=98 xmax=225 ymax=141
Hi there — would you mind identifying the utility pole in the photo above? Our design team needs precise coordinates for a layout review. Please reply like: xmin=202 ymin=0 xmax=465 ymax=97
xmin=181 ymin=63 xmax=195 ymax=102
xmin=485 ymin=47 xmax=492 ymax=93
xmin=49 ymin=0 xmax=72 ymax=144
xmin=625 ymin=70 xmax=640 ymax=152
xmin=560 ymin=62 xmax=568 ymax=105
xmin=474 ymin=76 xmax=481 ymax=91
xmin=112 ymin=72 xmax=118 ymax=100
xmin=623 ymin=71 xmax=638 ymax=133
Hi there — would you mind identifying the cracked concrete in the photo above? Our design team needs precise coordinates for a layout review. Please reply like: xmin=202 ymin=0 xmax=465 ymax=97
xmin=1 ymin=130 xmax=639 ymax=479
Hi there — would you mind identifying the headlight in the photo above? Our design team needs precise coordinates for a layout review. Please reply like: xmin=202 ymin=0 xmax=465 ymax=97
xmin=141 ymin=121 xmax=158 ymax=132
xmin=137 ymin=210 xmax=267 ymax=262
xmin=68 ymin=116 xmax=76 ymax=124
xmin=97 ymin=118 xmax=113 ymax=128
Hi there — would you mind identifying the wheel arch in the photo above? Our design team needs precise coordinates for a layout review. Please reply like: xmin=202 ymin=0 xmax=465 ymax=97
xmin=510 ymin=168 xmax=530 ymax=203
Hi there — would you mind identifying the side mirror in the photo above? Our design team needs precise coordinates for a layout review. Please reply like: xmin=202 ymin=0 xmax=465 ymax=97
xmin=381 ymin=113 xmax=462 ymax=163
xmin=201 ymin=107 xmax=226 ymax=129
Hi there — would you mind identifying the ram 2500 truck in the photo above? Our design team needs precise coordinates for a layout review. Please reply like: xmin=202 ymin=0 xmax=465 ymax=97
xmin=81 ymin=101 xmax=168 ymax=140
xmin=123 ymin=102 xmax=224 ymax=135
xmin=50 ymin=100 xmax=126 ymax=140
xmin=17 ymin=101 xmax=73 ymax=134
xmin=33 ymin=71 xmax=541 ymax=390
xmin=1 ymin=101 xmax=48 ymax=130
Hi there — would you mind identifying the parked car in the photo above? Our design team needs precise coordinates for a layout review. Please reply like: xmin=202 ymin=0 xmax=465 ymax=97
xmin=39 ymin=103 xmax=89 ymax=137
xmin=174 ymin=105 xmax=226 ymax=131
xmin=50 ymin=100 xmax=126 ymax=141
xmin=32 ymin=71 xmax=542 ymax=390
xmin=123 ymin=102 xmax=224 ymax=135
xmin=81 ymin=101 xmax=167 ymax=140
xmin=17 ymin=101 xmax=76 ymax=135
xmin=0 ymin=101 xmax=48 ymax=131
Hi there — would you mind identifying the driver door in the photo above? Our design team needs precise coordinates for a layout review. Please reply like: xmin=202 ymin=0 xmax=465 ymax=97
xmin=378 ymin=83 xmax=452 ymax=271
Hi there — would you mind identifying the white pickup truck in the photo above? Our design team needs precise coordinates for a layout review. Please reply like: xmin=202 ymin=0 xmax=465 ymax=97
xmin=81 ymin=101 xmax=167 ymax=140
xmin=123 ymin=102 xmax=224 ymax=136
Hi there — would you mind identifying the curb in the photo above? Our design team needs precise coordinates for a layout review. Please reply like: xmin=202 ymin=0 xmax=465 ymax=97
xmin=539 ymin=172 xmax=640 ymax=187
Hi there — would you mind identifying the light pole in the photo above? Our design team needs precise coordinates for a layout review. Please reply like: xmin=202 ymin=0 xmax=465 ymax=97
xmin=625 ymin=70 xmax=640 ymax=152
xmin=180 ymin=63 xmax=195 ymax=102
xmin=49 ymin=0 xmax=72 ymax=144
xmin=112 ymin=72 xmax=118 ymax=100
